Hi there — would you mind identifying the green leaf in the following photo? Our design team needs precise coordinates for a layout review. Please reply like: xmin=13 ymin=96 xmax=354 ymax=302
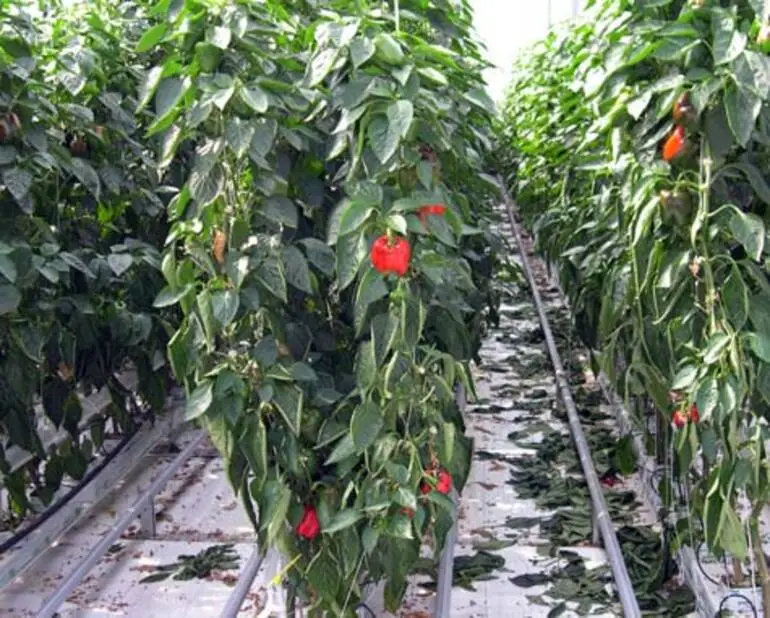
xmin=290 ymin=362 xmax=317 ymax=382
xmin=671 ymin=365 xmax=698 ymax=390
xmin=136 ymin=23 xmax=167 ymax=52
xmin=371 ymin=308 xmax=400 ymax=366
xmin=717 ymin=502 xmax=747 ymax=559
xmin=325 ymin=433 xmax=358 ymax=465
xmin=272 ymin=383 xmax=303 ymax=435
xmin=354 ymin=267 xmax=388 ymax=335
xmin=226 ymin=117 xmax=255 ymax=158
xmin=0 ymin=284 xmax=21 ymax=314
xmin=185 ymin=381 xmax=213 ymax=421
xmin=137 ymin=66 xmax=163 ymax=112
xmin=350 ymin=37 xmax=375 ymax=68
xmin=463 ymin=88 xmax=496 ymax=114
xmin=401 ymin=295 xmax=425 ymax=349
xmin=726 ymin=162 xmax=770 ymax=205
xmin=307 ymin=552 xmax=341 ymax=600
xmin=351 ymin=400 xmax=383 ymax=450
xmin=306 ymin=48 xmax=339 ymax=87
xmin=153 ymin=77 xmax=191 ymax=127
xmin=711 ymin=11 xmax=746 ymax=65
xmin=417 ymin=67 xmax=448 ymax=86
xmin=426 ymin=215 xmax=456 ymax=247
xmin=3 ymin=167 xmax=32 ymax=202
xmin=337 ymin=232 xmax=368 ymax=291
xmin=300 ymin=238 xmax=335 ymax=277
xmin=695 ymin=377 xmax=719 ymax=422
xmin=374 ymin=33 xmax=404 ymax=64
xmin=384 ymin=514 xmax=413 ymax=539
xmin=387 ymin=100 xmax=413 ymax=140
xmin=0 ymin=254 xmax=16 ymax=284
xmin=362 ymin=526 xmax=379 ymax=554
xmin=256 ymin=256 xmax=288 ymax=303
xmin=729 ymin=208 xmax=765 ymax=260
xmin=282 ymin=246 xmax=313 ymax=294
xmin=211 ymin=290 xmax=239 ymax=327
xmin=189 ymin=165 xmax=224 ymax=207
xmin=258 ymin=479 xmax=291 ymax=544
xmin=355 ymin=341 xmax=377 ymax=392
xmin=240 ymin=416 xmax=268 ymax=488
xmin=153 ymin=284 xmax=193 ymax=308
xmin=367 ymin=115 xmax=400 ymax=164
xmin=324 ymin=509 xmax=364 ymax=535
xmin=703 ymin=332 xmax=730 ymax=364
xmin=239 ymin=85 xmax=269 ymax=114
xmin=747 ymin=332 xmax=770 ymax=362
xmin=724 ymin=84 xmax=761 ymax=147
xmin=69 ymin=159 xmax=101 ymax=199
xmin=339 ymin=198 xmax=375 ymax=237
xmin=107 ymin=253 xmax=133 ymax=277
xmin=207 ymin=26 xmax=232 ymax=50
xmin=263 ymin=196 xmax=298 ymax=228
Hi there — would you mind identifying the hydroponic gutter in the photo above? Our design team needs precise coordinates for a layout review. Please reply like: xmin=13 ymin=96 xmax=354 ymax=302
xmin=593 ymin=372 xmax=720 ymax=618
xmin=0 ymin=396 xmax=184 ymax=588
xmin=508 ymin=185 xmax=723 ymax=617
xmin=502 ymin=190 xmax=643 ymax=618
xmin=35 ymin=430 xmax=208 ymax=618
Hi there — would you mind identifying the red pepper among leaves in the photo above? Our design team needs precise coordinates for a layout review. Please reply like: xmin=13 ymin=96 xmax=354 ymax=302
xmin=418 ymin=203 xmax=447 ymax=224
xmin=689 ymin=403 xmax=700 ymax=424
xmin=370 ymin=234 xmax=411 ymax=277
xmin=662 ymin=126 xmax=686 ymax=162
xmin=436 ymin=469 xmax=452 ymax=495
xmin=399 ymin=507 xmax=415 ymax=518
xmin=672 ymin=409 xmax=688 ymax=429
xmin=420 ymin=468 xmax=452 ymax=495
xmin=296 ymin=505 xmax=321 ymax=540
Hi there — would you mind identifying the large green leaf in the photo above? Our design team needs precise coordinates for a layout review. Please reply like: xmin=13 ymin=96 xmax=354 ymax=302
xmin=350 ymin=400 xmax=383 ymax=450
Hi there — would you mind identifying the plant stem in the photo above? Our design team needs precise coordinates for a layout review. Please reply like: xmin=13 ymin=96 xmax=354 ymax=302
xmin=394 ymin=0 xmax=400 ymax=32
xmin=750 ymin=517 xmax=770 ymax=617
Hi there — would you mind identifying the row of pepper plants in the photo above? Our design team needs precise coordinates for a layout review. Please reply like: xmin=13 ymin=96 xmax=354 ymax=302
xmin=1 ymin=0 xmax=502 ymax=614
xmin=498 ymin=0 xmax=770 ymax=611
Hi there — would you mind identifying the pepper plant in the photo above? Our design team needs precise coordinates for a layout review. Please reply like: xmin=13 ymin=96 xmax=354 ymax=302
xmin=500 ymin=0 xmax=770 ymax=611
xmin=136 ymin=0 xmax=499 ymax=614
xmin=0 ymin=0 xmax=172 ymax=518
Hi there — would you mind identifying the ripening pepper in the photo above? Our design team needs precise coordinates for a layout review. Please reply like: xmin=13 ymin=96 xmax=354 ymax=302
xmin=420 ymin=468 xmax=452 ymax=495
xmin=370 ymin=234 xmax=411 ymax=277
xmin=418 ymin=203 xmax=447 ymax=225
xmin=662 ymin=126 xmax=686 ymax=162
xmin=436 ymin=469 xmax=452 ymax=494
xmin=296 ymin=505 xmax=321 ymax=540
xmin=672 ymin=92 xmax=697 ymax=127
xmin=689 ymin=403 xmax=700 ymax=424
xmin=672 ymin=409 xmax=688 ymax=429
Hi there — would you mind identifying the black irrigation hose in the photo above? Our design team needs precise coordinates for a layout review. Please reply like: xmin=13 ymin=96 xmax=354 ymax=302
xmin=718 ymin=592 xmax=758 ymax=618
xmin=355 ymin=603 xmax=376 ymax=617
xmin=0 ymin=420 xmax=143 ymax=557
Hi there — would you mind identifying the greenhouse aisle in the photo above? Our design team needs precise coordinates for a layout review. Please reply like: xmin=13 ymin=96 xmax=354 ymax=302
xmin=394 ymin=210 xmax=685 ymax=618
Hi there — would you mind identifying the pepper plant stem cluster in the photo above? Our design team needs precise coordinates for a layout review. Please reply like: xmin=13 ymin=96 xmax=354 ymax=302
xmin=498 ymin=0 xmax=770 ymax=609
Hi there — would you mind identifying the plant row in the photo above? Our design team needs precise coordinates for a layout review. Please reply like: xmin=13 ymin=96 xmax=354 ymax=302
xmin=0 ymin=0 xmax=501 ymax=614
xmin=498 ymin=0 xmax=770 ymax=608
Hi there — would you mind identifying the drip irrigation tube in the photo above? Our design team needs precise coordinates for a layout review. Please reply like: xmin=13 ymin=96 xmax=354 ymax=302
xmin=0 ymin=423 xmax=141 ymax=557
xmin=502 ymin=192 xmax=643 ymax=618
